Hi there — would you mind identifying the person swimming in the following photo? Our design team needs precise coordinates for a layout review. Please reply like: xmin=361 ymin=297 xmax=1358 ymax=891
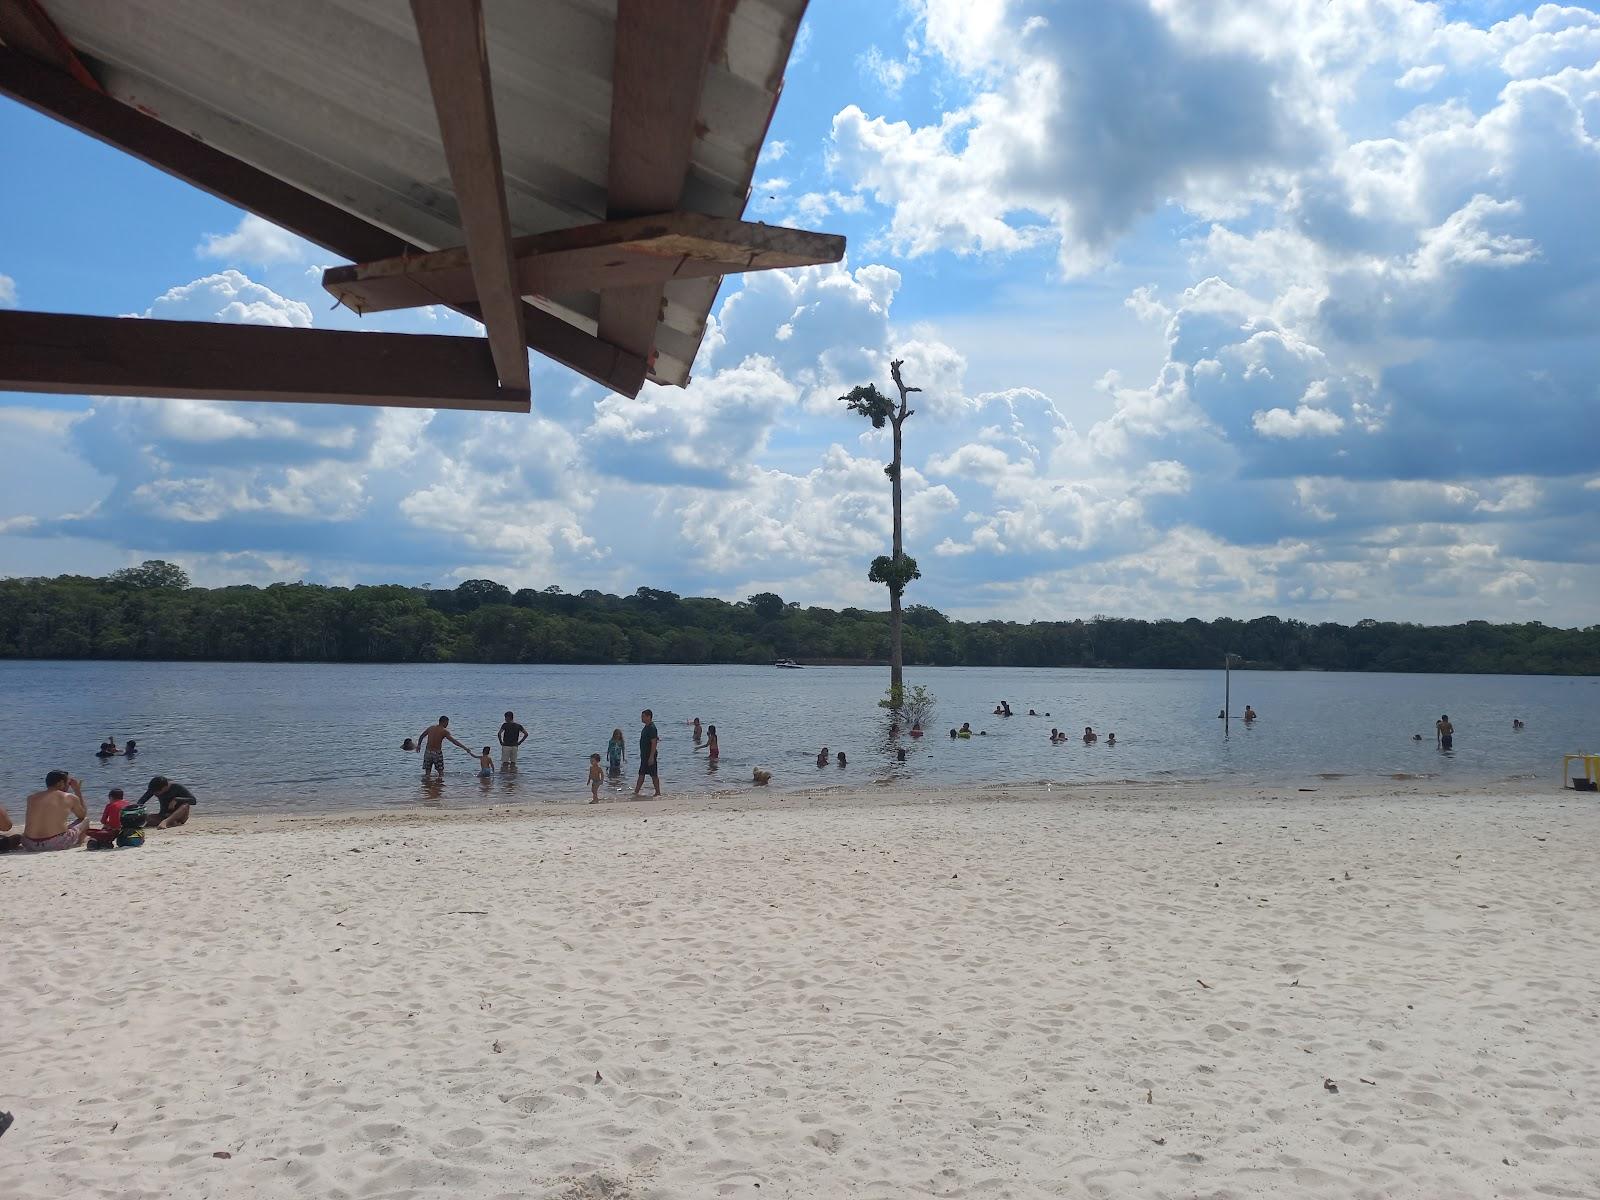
xmin=1083 ymin=726 xmax=1097 ymax=744
xmin=816 ymin=746 xmax=829 ymax=767
xmin=896 ymin=747 xmax=907 ymax=762
xmin=402 ymin=738 xmax=417 ymax=752
xmin=1243 ymin=705 xmax=1257 ymax=722
xmin=96 ymin=737 xmax=120 ymax=758
xmin=958 ymin=722 xmax=972 ymax=738
xmin=909 ymin=722 xmax=923 ymax=738
xmin=1106 ymin=732 xmax=1117 ymax=746
xmin=836 ymin=751 xmax=846 ymax=767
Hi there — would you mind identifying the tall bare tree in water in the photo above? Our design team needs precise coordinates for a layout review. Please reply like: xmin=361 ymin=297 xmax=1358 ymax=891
xmin=842 ymin=359 xmax=922 ymax=704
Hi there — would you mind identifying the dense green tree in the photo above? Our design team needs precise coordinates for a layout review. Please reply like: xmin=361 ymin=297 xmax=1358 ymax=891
xmin=0 ymin=571 xmax=1596 ymax=673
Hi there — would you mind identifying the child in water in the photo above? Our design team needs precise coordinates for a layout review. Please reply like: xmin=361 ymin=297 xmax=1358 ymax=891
xmin=606 ymin=728 xmax=625 ymax=775
xmin=588 ymin=753 xmax=604 ymax=802
xmin=705 ymin=724 xmax=719 ymax=761
xmin=477 ymin=747 xmax=495 ymax=778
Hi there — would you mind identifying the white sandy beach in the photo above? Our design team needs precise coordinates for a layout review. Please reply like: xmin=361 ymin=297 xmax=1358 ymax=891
xmin=5 ymin=781 xmax=1599 ymax=1199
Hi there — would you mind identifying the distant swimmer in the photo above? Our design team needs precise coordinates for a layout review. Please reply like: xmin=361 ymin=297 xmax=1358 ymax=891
xmin=1243 ymin=706 xmax=1257 ymax=722
xmin=836 ymin=751 xmax=847 ymax=767
xmin=949 ymin=728 xmax=958 ymax=739
xmin=817 ymin=746 xmax=829 ymax=767
xmin=1107 ymin=733 xmax=1117 ymax=746
xmin=910 ymin=722 xmax=924 ymax=738
xmin=1513 ymin=718 xmax=1525 ymax=730
xmin=96 ymin=737 xmax=120 ymax=758
xmin=896 ymin=748 xmax=907 ymax=762
xmin=692 ymin=716 xmax=703 ymax=744
xmin=1028 ymin=709 xmax=1038 ymax=717
xmin=1083 ymin=726 xmax=1097 ymax=744
xmin=402 ymin=738 xmax=417 ymax=752
xmin=124 ymin=739 xmax=138 ymax=757
xmin=1049 ymin=728 xmax=1060 ymax=742
xmin=705 ymin=725 xmax=719 ymax=762
xmin=1218 ymin=709 xmax=1227 ymax=719
xmin=1412 ymin=733 xmax=1423 ymax=741
xmin=959 ymin=722 xmax=973 ymax=738
xmin=1436 ymin=714 xmax=1454 ymax=750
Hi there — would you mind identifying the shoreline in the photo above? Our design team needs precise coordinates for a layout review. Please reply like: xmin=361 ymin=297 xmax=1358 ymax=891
xmin=99 ymin=773 xmax=1580 ymax=836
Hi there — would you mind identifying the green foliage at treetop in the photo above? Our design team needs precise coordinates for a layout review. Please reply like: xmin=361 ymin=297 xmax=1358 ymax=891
xmin=2 ymin=562 xmax=1598 ymax=674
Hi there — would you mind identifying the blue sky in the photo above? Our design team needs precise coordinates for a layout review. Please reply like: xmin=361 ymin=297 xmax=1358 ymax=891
xmin=3 ymin=0 xmax=1598 ymax=624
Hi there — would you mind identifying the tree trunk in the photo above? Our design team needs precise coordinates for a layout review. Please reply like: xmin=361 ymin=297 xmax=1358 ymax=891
xmin=889 ymin=411 xmax=904 ymax=694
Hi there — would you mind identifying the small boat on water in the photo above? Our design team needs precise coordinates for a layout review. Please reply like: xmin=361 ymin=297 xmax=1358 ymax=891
xmin=773 ymin=659 xmax=804 ymax=669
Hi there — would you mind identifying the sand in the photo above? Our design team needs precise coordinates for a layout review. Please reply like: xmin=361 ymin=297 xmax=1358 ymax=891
xmin=5 ymin=781 xmax=1600 ymax=1199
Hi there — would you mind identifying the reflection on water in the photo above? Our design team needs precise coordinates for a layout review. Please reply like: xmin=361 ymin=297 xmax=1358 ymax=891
xmin=0 ymin=661 xmax=1594 ymax=814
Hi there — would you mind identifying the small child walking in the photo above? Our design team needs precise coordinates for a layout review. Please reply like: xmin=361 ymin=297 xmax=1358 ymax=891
xmin=588 ymin=753 xmax=604 ymax=802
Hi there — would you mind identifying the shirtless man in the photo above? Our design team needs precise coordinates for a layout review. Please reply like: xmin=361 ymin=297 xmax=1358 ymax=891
xmin=0 ymin=802 xmax=20 ymax=853
xmin=417 ymin=715 xmax=472 ymax=777
xmin=21 ymin=771 xmax=89 ymax=852
xmin=1436 ymin=714 xmax=1454 ymax=750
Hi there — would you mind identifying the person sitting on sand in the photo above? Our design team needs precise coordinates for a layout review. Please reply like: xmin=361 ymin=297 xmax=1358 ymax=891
xmin=606 ymin=728 xmax=625 ymax=776
xmin=836 ymin=751 xmax=847 ymax=767
xmin=139 ymin=776 xmax=197 ymax=828
xmin=416 ymin=716 xmax=472 ymax=778
xmin=816 ymin=746 xmax=829 ymax=767
xmin=705 ymin=725 xmax=719 ymax=762
xmin=1107 ymin=733 xmax=1117 ymax=747
xmin=1083 ymin=726 xmax=1097 ymax=744
xmin=0 ymin=802 xmax=21 ymax=854
xmin=477 ymin=747 xmax=495 ymax=779
xmin=86 ymin=787 xmax=147 ymax=850
xmin=22 ymin=771 xmax=89 ymax=852
xmin=1243 ymin=705 xmax=1257 ymax=722
xmin=588 ymin=753 xmax=604 ymax=802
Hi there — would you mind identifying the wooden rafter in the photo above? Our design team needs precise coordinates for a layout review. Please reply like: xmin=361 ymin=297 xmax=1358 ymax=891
xmin=323 ymin=213 xmax=845 ymax=315
xmin=0 ymin=310 xmax=529 ymax=412
xmin=0 ymin=45 xmax=646 ymax=397
xmin=409 ymin=0 xmax=528 ymax=396
xmin=600 ymin=0 xmax=727 ymax=371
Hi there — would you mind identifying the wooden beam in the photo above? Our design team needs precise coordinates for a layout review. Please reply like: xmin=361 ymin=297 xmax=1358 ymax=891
xmin=0 ymin=310 xmax=530 ymax=412
xmin=600 ymin=0 xmax=726 ymax=369
xmin=323 ymin=213 xmax=845 ymax=314
xmin=0 ymin=46 xmax=646 ymax=397
xmin=409 ymin=0 xmax=528 ymax=396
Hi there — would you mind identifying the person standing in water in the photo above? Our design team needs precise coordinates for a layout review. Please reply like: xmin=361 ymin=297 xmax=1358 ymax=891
xmin=692 ymin=717 xmax=703 ymax=745
xmin=606 ymin=728 xmax=626 ymax=776
xmin=417 ymin=716 xmax=472 ymax=778
xmin=498 ymin=711 xmax=528 ymax=771
xmin=633 ymin=709 xmax=661 ymax=797
xmin=1436 ymin=714 xmax=1454 ymax=750
xmin=705 ymin=724 xmax=719 ymax=762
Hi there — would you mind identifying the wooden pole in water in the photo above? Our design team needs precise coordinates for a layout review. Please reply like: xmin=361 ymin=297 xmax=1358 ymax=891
xmin=1224 ymin=652 xmax=1232 ymax=725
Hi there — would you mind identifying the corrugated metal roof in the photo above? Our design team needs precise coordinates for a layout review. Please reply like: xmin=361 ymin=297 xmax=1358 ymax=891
xmin=35 ymin=0 xmax=806 ymax=387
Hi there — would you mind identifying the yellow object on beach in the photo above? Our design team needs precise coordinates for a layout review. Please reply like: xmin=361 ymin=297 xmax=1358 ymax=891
xmin=1562 ymin=753 xmax=1600 ymax=789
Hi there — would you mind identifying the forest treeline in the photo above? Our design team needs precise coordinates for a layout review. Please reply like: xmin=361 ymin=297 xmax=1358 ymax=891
xmin=2 ymin=562 xmax=1598 ymax=675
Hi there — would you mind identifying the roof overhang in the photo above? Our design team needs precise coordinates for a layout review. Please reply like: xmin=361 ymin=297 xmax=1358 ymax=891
xmin=0 ymin=0 xmax=841 ymax=410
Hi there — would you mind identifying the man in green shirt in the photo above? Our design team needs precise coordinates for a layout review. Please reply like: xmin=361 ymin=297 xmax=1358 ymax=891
xmin=633 ymin=708 xmax=661 ymax=797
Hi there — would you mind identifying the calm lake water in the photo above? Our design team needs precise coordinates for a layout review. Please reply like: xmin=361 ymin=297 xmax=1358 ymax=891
xmin=2 ymin=661 xmax=1595 ymax=813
